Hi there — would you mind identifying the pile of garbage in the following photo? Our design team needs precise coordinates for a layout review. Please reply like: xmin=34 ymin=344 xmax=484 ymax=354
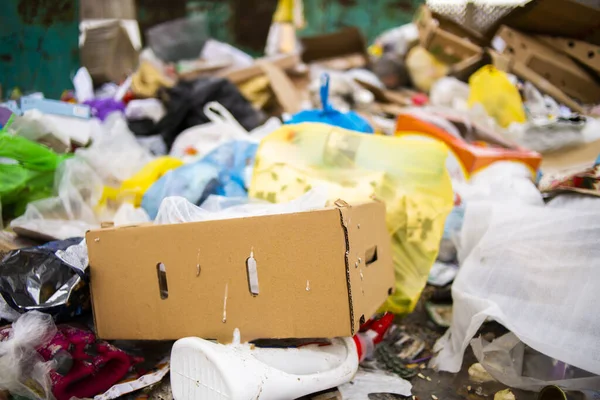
xmin=1 ymin=0 xmax=600 ymax=399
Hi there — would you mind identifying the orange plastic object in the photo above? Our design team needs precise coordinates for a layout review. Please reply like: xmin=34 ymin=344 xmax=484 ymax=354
xmin=395 ymin=114 xmax=541 ymax=181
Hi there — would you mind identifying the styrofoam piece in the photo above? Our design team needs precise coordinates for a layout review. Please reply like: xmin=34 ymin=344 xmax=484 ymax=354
xmin=170 ymin=337 xmax=358 ymax=400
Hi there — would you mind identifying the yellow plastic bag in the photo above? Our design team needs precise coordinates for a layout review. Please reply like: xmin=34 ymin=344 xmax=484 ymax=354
xmin=101 ymin=156 xmax=183 ymax=207
xmin=249 ymin=123 xmax=454 ymax=314
xmin=468 ymin=65 xmax=526 ymax=128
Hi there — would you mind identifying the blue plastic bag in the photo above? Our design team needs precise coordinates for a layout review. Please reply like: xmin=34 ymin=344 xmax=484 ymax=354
xmin=285 ymin=74 xmax=374 ymax=133
xmin=142 ymin=140 xmax=259 ymax=219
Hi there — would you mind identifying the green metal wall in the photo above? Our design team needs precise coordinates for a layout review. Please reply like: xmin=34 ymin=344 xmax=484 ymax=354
xmin=301 ymin=0 xmax=422 ymax=41
xmin=139 ymin=0 xmax=423 ymax=55
xmin=0 ymin=0 xmax=421 ymax=96
xmin=0 ymin=0 xmax=80 ymax=99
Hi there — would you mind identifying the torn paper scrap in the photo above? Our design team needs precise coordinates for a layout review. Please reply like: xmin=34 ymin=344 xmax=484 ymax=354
xmin=338 ymin=369 xmax=412 ymax=400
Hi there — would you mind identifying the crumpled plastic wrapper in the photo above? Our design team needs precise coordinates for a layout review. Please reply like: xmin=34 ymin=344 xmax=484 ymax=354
xmin=0 ymin=238 xmax=89 ymax=322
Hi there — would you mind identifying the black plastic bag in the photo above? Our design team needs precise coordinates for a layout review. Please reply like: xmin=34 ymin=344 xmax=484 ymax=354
xmin=0 ymin=237 xmax=90 ymax=322
xmin=129 ymin=77 xmax=262 ymax=149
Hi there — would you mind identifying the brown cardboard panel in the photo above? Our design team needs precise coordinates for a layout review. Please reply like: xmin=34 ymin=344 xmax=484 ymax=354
xmin=415 ymin=6 xmax=482 ymax=65
xmin=87 ymin=202 xmax=394 ymax=342
xmin=494 ymin=26 xmax=600 ymax=104
xmin=218 ymin=53 xmax=300 ymax=84
xmin=430 ymin=11 xmax=487 ymax=47
xmin=490 ymin=50 xmax=584 ymax=113
xmin=448 ymin=53 xmax=485 ymax=82
xmin=300 ymin=27 xmax=368 ymax=67
xmin=538 ymin=36 xmax=600 ymax=74
xmin=495 ymin=0 xmax=600 ymax=46
xmin=427 ymin=29 xmax=481 ymax=64
xmin=340 ymin=202 xmax=395 ymax=332
xmin=509 ymin=61 xmax=586 ymax=114
xmin=257 ymin=61 xmax=302 ymax=114
xmin=541 ymin=139 xmax=600 ymax=174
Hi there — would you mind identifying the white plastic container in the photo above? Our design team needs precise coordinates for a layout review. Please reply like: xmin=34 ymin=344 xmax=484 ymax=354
xmin=170 ymin=336 xmax=358 ymax=400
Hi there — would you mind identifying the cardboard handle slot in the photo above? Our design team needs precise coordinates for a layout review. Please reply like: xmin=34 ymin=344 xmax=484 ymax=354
xmin=365 ymin=246 xmax=378 ymax=266
xmin=156 ymin=262 xmax=169 ymax=300
xmin=246 ymin=255 xmax=259 ymax=296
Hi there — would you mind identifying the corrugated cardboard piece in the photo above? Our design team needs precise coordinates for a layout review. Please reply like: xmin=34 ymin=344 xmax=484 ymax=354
xmin=300 ymin=27 xmax=369 ymax=70
xmin=86 ymin=201 xmax=394 ymax=342
xmin=491 ymin=0 xmax=600 ymax=46
xmin=415 ymin=6 xmax=482 ymax=65
xmin=537 ymin=36 xmax=600 ymax=74
xmin=493 ymin=26 xmax=600 ymax=104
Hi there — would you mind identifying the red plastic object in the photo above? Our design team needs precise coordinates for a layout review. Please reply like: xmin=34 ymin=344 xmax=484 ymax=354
xmin=353 ymin=313 xmax=395 ymax=362
xmin=411 ymin=93 xmax=429 ymax=106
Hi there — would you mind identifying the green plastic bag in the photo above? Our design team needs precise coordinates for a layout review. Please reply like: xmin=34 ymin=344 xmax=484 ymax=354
xmin=0 ymin=129 xmax=69 ymax=218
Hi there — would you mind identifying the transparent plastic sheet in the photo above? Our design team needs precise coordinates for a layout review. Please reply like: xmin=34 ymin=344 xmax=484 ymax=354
xmin=506 ymin=117 xmax=600 ymax=154
xmin=0 ymin=311 xmax=57 ymax=400
xmin=432 ymin=195 xmax=600 ymax=376
xmin=146 ymin=14 xmax=208 ymax=62
xmin=471 ymin=333 xmax=600 ymax=391
xmin=9 ymin=110 xmax=71 ymax=152
xmin=429 ymin=77 xmax=470 ymax=111
xmin=154 ymin=187 xmax=328 ymax=225
xmin=11 ymin=115 xmax=152 ymax=240
xmin=11 ymin=157 xmax=103 ymax=240
xmin=143 ymin=140 xmax=259 ymax=219
xmin=200 ymin=195 xmax=269 ymax=213
xmin=169 ymin=102 xmax=252 ymax=161
xmin=170 ymin=102 xmax=281 ymax=162
xmin=249 ymin=123 xmax=454 ymax=314
xmin=76 ymin=113 xmax=152 ymax=185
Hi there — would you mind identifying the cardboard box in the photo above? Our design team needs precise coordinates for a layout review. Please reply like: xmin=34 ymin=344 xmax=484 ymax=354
xmin=300 ymin=27 xmax=369 ymax=69
xmin=493 ymin=26 xmax=600 ymax=104
xmin=490 ymin=51 xmax=586 ymax=114
xmin=492 ymin=0 xmax=600 ymax=46
xmin=414 ymin=6 xmax=482 ymax=65
xmin=537 ymin=36 xmax=600 ymax=74
xmin=86 ymin=201 xmax=395 ymax=342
